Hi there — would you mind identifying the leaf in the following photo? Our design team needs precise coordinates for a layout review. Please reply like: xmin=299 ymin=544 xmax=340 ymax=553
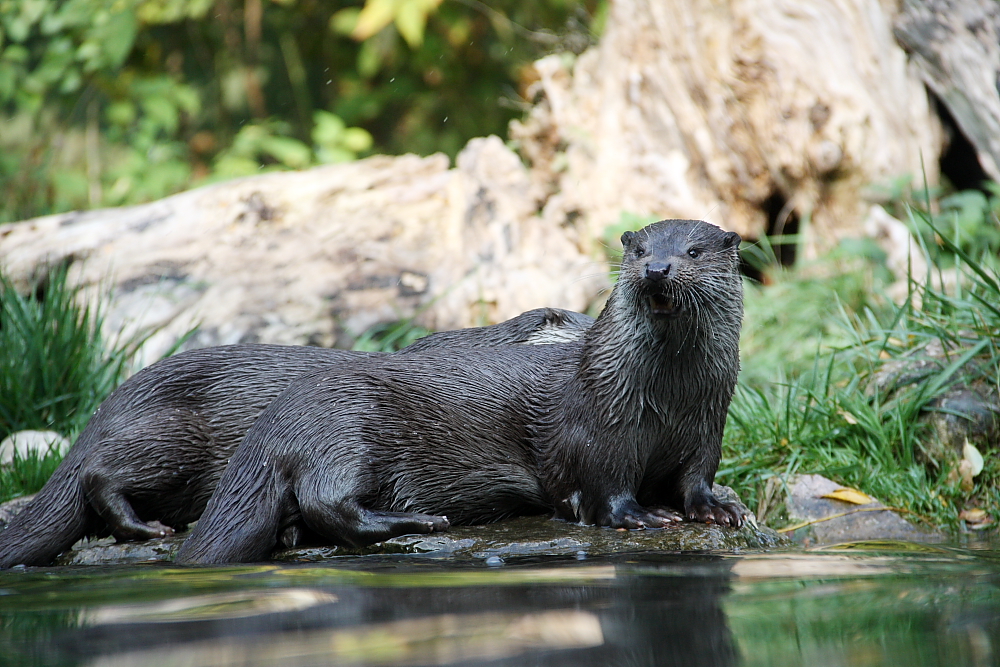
xmin=259 ymin=135 xmax=311 ymax=169
xmin=341 ymin=127 xmax=373 ymax=153
xmin=312 ymin=110 xmax=345 ymax=147
xmin=351 ymin=0 xmax=396 ymax=42
xmin=963 ymin=439 xmax=984 ymax=477
xmin=329 ymin=8 xmax=361 ymax=35
xmin=960 ymin=508 xmax=987 ymax=523
xmin=351 ymin=0 xmax=442 ymax=47
xmin=394 ymin=0 xmax=441 ymax=49
xmin=821 ymin=487 xmax=874 ymax=505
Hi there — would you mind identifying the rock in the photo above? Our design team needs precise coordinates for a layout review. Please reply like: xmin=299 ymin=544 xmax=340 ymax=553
xmin=0 ymin=495 xmax=34 ymax=529
xmin=277 ymin=513 xmax=784 ymax=563
xmin=0 ymin=137 xmax=604 ymax=363
xmin=47 ymin=486 xmax=784 ymax=566
xmin=926 ymin=386 xmax=1000 ymax=458
xmin=511 ymin=0 xmax=941 ymax=256
xmin=784 ymin=474 xmax=944 ymax=545
xmin=0 ymin=430 xmax=70 ymax=465
xmin=56 ymin=535 xmax=189 ymax=566
xmin=870 ymin=337 xmax=999 ymax=465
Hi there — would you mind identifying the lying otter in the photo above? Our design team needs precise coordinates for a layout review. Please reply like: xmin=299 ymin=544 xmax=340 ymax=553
xmin=177 ymin=220 xmax=747 ymax=564
xmin=0 ymin=308 xmax=594 ymax=568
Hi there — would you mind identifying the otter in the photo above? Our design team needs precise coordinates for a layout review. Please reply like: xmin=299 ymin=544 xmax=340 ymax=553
xmin=176 ymin=219 xmax=746 ymax=564
xmin=0 ymin=308 xmax=594 ymax=568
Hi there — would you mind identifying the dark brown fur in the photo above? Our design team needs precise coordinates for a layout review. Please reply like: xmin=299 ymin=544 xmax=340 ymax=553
xmin=0 ymin=308 xmax=593 ymax=568
xmin=176 ymin=220 xmax=746 ymax=564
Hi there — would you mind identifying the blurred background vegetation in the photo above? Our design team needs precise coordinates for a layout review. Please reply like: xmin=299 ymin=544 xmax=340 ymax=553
xmin=0 ymin=0 xmax=604 ymax=223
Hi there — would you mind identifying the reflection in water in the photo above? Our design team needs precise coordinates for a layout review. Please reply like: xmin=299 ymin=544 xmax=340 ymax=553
xmin=79 ymin=589 xmax=338 ymax=624
xmin=1 ymin=549 xmax=999 ymax=667
xmin=86 ymin=609 xmax=603 ymax=667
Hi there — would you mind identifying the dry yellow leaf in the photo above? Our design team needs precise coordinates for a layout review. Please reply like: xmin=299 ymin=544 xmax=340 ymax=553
xmin=963 ymin=440 xmax=984 ymax=477
xmin=821 ymin=487 xmax=874 ymax=505
xmin=959 ymin=508 xmax=988 ymax=523
xmin=958 ymin=459 xmax=975 ymax=493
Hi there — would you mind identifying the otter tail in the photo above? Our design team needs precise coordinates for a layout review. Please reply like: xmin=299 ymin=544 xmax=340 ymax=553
xmin=0 ymin=463 xmax=90 ymax=568
xmin=175 ymin=452 xmax=288 ymax=565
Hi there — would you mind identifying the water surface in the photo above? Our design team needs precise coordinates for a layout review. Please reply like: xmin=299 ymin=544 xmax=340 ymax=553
xmin=1 ymin=543 xmax=997 ymax=666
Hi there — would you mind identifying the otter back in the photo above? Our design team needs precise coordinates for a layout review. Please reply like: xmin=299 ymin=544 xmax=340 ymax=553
xmin=0 ymin=308 xmax=594 ymax=568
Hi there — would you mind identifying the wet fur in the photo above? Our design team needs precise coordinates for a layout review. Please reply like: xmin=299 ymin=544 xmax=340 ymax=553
xmin=0 ymin=308 xmax=593 ymax=568
xmin=177 ymin=220 xmax=746 ymax=564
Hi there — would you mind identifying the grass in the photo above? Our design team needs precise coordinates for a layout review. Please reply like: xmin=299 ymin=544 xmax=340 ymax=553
xmin=720 ymin=205 xmax=1000 ymax=532
xmin=351 ymin=319 xmax=432 ymax=353
xmin=0 ymin=264 xmax=147 ymax=504
xmin=0 ymin=449 xmax=64 ymax=505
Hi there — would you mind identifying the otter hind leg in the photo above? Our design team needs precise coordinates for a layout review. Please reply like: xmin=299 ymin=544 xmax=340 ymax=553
xmin=298 ymin=496 xmax=449 ymax=549
xmin=80 ymin=469 xmax=174 ymax=541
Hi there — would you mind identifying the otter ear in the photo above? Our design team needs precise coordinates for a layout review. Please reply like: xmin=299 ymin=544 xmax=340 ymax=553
xmin=723 ymin=231 xmax=741 ymax=249
xmin=621 ymin=230 xmax=636 ymax=247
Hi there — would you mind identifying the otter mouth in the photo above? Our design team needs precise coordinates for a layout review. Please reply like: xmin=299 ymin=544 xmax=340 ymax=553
xmin=649 ymin=293 xmax=681 ymax=318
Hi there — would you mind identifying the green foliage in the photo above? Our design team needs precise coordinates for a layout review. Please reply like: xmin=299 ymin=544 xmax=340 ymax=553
xmin=0 ymin=447 xmax=63 ymax=504
xmin=601 ymin=211 xmax=660 ymax=266
xmin=722 ymin=202 xmax=1000 ymax=532
xmin=0 ymin=0 xmax=605 ymax=223
xmin=0 ymin=264 xmax=141 ymax=440
xmin=351 ymin=318 xmax=431 ymax=353
xmin=740 ymin=237 xmax=893 ymax=386
xmin=875 ymin=175 xmax=1000 ymax=263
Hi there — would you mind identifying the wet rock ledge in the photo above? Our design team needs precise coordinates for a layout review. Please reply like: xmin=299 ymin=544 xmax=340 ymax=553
xmin=50 ymin=486 xmax=784 ymax=567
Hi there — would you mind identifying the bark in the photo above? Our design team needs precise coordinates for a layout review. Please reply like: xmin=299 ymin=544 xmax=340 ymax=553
xmin=894 ymin=0 xmax=1000 ymax=184
xmin=512 ymin=0 xmax=942 ymax=256
xmin=0 ymin=138 xmax=603 ymax=363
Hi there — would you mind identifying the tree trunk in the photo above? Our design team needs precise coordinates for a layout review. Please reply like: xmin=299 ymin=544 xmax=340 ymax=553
xmin=894 ymin=0 xmax=1000 ymax=185
xmin=512 ymin=0 xmax=942 ymax=256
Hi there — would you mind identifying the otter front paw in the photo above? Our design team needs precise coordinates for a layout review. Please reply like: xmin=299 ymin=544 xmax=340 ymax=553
xmin=605 ymin=498 xmax=682 ymax=529
xmin=685 ymin=497 xmax=746 ymax=528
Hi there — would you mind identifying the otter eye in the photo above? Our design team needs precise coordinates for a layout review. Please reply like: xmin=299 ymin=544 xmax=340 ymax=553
xmin=687 ymin=248 xmax=701 ymax=259
xmin=633 ymin=244 xmax=647 ymax=257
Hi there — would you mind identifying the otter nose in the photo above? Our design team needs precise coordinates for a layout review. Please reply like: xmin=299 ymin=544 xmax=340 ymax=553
xmin=645 ymin=262 xmax=671 ymax=281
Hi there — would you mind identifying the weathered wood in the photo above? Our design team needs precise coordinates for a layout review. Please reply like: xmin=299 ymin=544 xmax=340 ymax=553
xmin=512 ymin=0 xmax=942 ymax=256
xmin=894 ymin=0 xmax=1000 ymax=184
xmin=0 ymin=137 xmax=604 ymax=362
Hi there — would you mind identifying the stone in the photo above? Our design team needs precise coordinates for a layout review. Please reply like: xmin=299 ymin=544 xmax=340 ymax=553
xmin=0 ymin=495 xmax=34 ymax=529
xmin=45 ymin=486 xmax=784 ymax=566
xmin=0 ymin=430 xmax=70 ymax=466
xmin=784 ymin=474 xmax=944 ymax=545
xmin=926 ymin=386 xmax=1000 ymax=458
xmin=871 ymin=337 xmax=1000 ymax=465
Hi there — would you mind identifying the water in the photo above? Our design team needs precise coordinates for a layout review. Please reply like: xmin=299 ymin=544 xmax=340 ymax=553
xmin=1 ymin=543 xmax=998 ymax=666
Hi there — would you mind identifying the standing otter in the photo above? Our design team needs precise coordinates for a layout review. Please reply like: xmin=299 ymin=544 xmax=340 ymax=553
xmin=177 ymin=220 xmax=746 ymax=564
xmin=0 ymin=308 xmax=594 ymax=568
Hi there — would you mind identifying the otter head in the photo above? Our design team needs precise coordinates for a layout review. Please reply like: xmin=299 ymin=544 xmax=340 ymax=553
xmin=620 ymin=220 xmax=741 ymax=321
